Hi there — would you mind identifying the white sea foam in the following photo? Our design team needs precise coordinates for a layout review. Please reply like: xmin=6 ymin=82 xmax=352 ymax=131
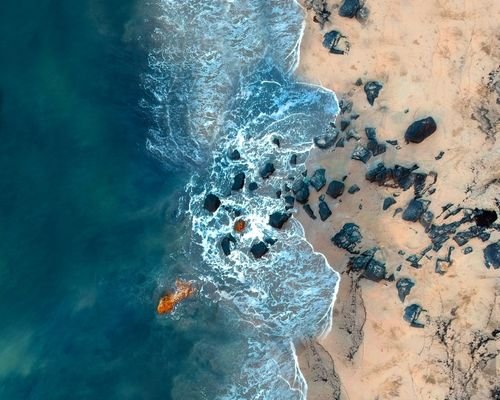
xmin=143 ymin=1 xmax=340 ymax=398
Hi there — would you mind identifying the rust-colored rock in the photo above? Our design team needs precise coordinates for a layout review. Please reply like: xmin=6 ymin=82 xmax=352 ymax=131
xmin=157 ymin=280 xmax=196 ymax=314
xmin=234 ymin=219 xmax=246 ymax=233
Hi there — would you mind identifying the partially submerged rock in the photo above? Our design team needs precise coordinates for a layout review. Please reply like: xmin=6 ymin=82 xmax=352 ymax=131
xmin=269 ymin=212 xmax=291 ymax=229
xmin=292 ymin=179 xmax=310 ymax=204
xmin=404 ymin=116 xmax=437 ymax=143
xmin=228 ymin=149 xmax=240 ymax=160
xmin=157 ymin=280 xmax=196 ymax=314
xmin=364 ymin=81 xmax=383 ymax=106
xmin=259 ymin=162 xmax=275 ymax=179
xmin=250 ymin=241 xmax=269 ymax=259
xmin=231 ymin=172 xmax=245 ymax=191
xmin=204 ymin=194 xmax=221 ymax=213
xmin=314 ymin=130 xmax=339 ymax=149
xmin=322 ymin=30 xmax=350 ymax=55
xmin=332 ymin=223 xmax=363 ymax=253
xmin=220 ymin=234 xmax=236 ymax=256
xmin=396 ymin=278 xmax=415 ymax=302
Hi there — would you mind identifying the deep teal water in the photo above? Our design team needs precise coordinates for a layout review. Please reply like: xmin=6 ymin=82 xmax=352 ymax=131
xmin=0 ymin=1 xmax=210 ymax=398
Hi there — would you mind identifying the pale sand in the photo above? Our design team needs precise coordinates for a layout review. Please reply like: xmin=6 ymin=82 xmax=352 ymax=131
xmin=296 ymin=1 xmax=499 ymax=399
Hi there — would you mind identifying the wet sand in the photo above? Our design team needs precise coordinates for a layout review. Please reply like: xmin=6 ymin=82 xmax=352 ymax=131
xmin=296 ymin=0 xmax=499 ymax=399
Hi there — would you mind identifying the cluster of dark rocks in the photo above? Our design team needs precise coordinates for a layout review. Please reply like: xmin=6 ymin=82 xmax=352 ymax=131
xmin=322 ymin=30 xmax=350 ymax=55
xmin=304 ymin=0 xmax=331 ymax=27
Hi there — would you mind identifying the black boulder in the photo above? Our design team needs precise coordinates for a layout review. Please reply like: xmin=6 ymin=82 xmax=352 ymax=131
xmin=204 ymin=194 xmax=221 ymax=213
xmin=231 ymin=172 xmax=245 ymax=191
xmin=269 ymin=212 xmax=292 ymax=229
xmin=483 ymin=242 xmax=499 ymax=269
xmin=250 ymin=242 xmax=269 ymax=259
xmin=326 ymin=180 xmax=345 ymax=199
xmin=331 ymin=223 xmax=363 ymax=253
xmin=260 ymin=162 xmax=275 ymax=179
xmin=318 ymin=197 xmax=332 ymax=221
xmin=338 ymin=0 xmax=362 ymax=18
xmin=220 ymin=235 xmax=236 ymax=256
xmin=404 ymin=116 xmax=437 ymax=143
xmin=303 ymin=204 xmax=317 ymax=220
xmin=383 ymin=197 xmax=396 ymax=211
xmin=310 ymin=168 xmax=327 ymax=191
xmin=292 ymin=179 xmax=310 ymax=204
xmin=364 ymin=81 xmax=383 ymax=106
xmin=402 ymin=198 xmax=427 ymax=222
xmin=396 ymin=278 xmax=415 ymax=302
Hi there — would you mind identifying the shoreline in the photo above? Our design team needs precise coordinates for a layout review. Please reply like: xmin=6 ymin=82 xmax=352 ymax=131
xmin=296 ymin=1 xmax=499 ymax=399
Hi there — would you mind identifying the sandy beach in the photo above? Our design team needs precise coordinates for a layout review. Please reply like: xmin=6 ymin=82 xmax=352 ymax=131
xmin=296 ymin=0 xmax=499 ymax=399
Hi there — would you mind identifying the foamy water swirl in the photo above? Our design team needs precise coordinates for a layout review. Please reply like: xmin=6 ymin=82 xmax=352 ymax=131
xmin=143 ymin=1 xmax=340 ymax=398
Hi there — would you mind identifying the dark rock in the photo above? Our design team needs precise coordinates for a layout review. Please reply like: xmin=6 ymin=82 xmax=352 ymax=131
xmin=404 ymin=116 xmax=437 ymax=143
xmin=339 ymin=0 xmax=362 ymax=18
xmin=269 ymin=212 xmax=292 ymax=229
xmin=364 ymin=259 xmax=386 ymax=281
xmin=474 ymin=209 xmax=497 ymax=227
xmin=386 ymin=139 xmax=398 ymax=146
xmin=264 ymin=237 xmax=277 ymax=246
xmin=367 ymin=139 xmax=387 ymax=156
xmin=349 ymin=248 xmax=386 ymax=281
xmin=406 ymin=254 xmax=423 ymax=269
xmin=332 ymin=223 xmax=362 ymax=253
xmin=272 ymin=137 xmax=280 ymax=147
xmin=383 ymin=197 xmax=396 ymax=211
xmin=339 ymin=99 xmax=353 ymax=114
xmin=276 ymin=190 xmax=282 ymax=199
xmin=259 ymin=162 xmax=275 ymax=179
xmin=403 ymin=304 xmax=425 ymax=328
xmin=310 ymin=168 xmax=327 ymax=191
xmin=393 ymin=164 xmax=416 ymax=190
xmin=396 ymin=278 xmax=415 ymax=302
xmin=402 ymin=198 xmax=428 ymax=222
xmin=322 ymin=30 xmax=350 ymax=55
xmin=248 ymin=182 xmax=258 ymax=191
xmin=204 ymin=194 xmax=221 ymax=213
xmin=355 ymin=78 xmax=363 ymax=86
xmin=413 ymin=173 xmax=427 ymax=196
xmin=366 ymin=163 xmax=392 ymax=185
xmin=303 ymin=204 xmax=317 ymax=220
xmin=318 ymin=198 xmax=332 ymax=221
xmin=419 ymin=211 xmax=434 ymax=230
xmin=290 ymin=154 xmax=297 ymax=165
xmin=484 ymin=242 xmax=500 ymax=269
xmin=428 ymin=220 xmax=464 ymax=251
xmin=220 ymin=235 xmax=236 ymax=256
xmin=335 ymin=137 xmax=345 ymax=147
xmin=365 ymin=127 xmax=377 ymax=140
xmin=228 ymin=149 xmax=241 ymax=160
xmin=314 ymin=130 xmax=339 ymax=149
xmin=326 ymin=180 xmax=345 ymax=199
xmin=231 ymin=172 xmax=245 ymax=191
xmin=304 ymin=0 xmax=331 ymax=27
xmin=453 ymin=225 xmax=491 ymax=246
xmin=364 ymin=81 xmax=383 ymax=106
xmin=292 ymin=179 xmax=310 ymax=204
xmin=435 ymin=151 xmax=445 ymax=160
xmin=463 ymin=246 xmax=473 ymax=255
xmin=284 ymin=195 xmax=295 ymax=209
xmin=250 ymin=242 xmax=269 ymax=259
xmin=340 ymin=120 xmax=350 ymax=131
xmin=356 ymin=6 xmax=370 ymax=22
xmin=351 ymin=144 xmax=372 ymax=163
xmin=351 ymin=113 xmax=360 ymax=120
xmin=348 ymin=184 xmax=360 ymax=194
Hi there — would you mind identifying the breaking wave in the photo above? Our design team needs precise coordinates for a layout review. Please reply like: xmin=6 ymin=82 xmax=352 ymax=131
xmin=142 ymin=1 xmax=340 ymax=398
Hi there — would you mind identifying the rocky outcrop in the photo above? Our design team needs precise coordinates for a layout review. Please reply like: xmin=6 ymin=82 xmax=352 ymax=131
xmin=332 ymin=223 xmax=362 ymax=253
xmin=157 ymin=280 xmax=196 ymax=314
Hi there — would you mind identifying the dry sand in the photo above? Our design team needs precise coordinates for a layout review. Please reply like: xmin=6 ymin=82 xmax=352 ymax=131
xmin=296 ymin=1 xmax=499 ymax=399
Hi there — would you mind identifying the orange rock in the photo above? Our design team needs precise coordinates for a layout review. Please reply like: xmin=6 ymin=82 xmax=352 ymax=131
xmin=234 ymin=219 xmax=246 ymax=233
xmin=156 ymin=280 xmax=196 ymax=314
